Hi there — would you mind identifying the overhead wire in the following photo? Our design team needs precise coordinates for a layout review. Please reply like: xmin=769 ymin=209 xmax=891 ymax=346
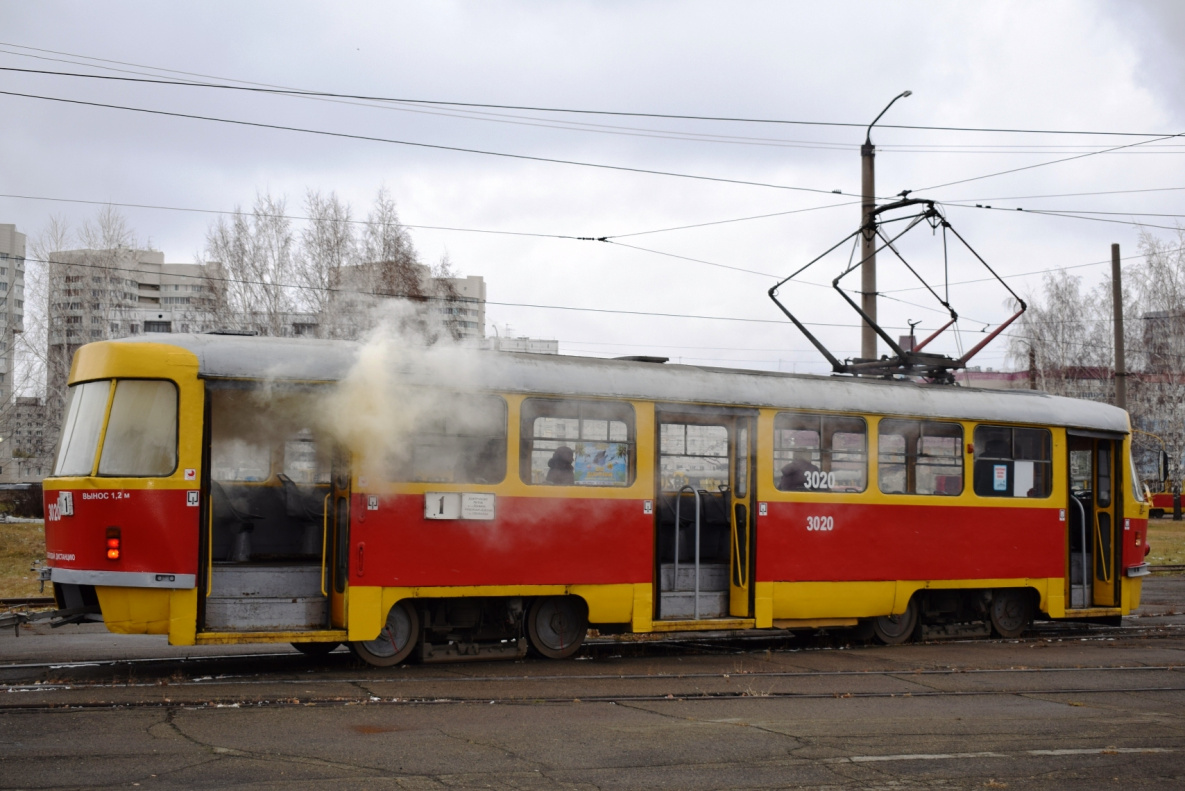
xmin=21 ymin=254 xmax=886 ymax=331
xmin=0 ymin=190 xmax=862 ymax=242
xmin=9 ymin=65 xmax=1185 ymax=156
xmin=915 ymin=132 xmax=1185 ymax=192
xmin=0 ymin=88 xmax=855 ymax=197
xmin=0 ymin=46 xmax=1176 ymax=137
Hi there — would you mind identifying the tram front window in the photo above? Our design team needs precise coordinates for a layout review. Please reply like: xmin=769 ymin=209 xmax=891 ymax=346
xmin=98 ymin=380 xmax=178 ymax=477
xmin=53 ymin=380 xmax=112 ymax=476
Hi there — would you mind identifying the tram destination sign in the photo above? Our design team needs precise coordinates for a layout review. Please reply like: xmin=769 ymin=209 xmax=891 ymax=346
xmin=425 ymin=492 xmax=497 ymax=521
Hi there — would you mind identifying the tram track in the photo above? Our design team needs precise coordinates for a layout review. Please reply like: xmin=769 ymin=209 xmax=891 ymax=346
xmin=3 ymin=669 xmax=1182 ymax=712
xmin=4 ymin=618 xmax=1183 ymax=675
xmin=4 ymin=647 xmax=1183 ymax=712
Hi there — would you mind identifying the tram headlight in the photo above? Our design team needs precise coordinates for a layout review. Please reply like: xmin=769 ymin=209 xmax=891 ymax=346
xmin=105 ymin=526 xmax=121 ymax=561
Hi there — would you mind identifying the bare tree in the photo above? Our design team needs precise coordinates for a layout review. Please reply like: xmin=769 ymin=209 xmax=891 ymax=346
xmin=203 ymin=192 xmax=297 ymax=336
xmin=295 ymin=190 xmax=355 ymax=338
xmin=1011 ymin=227 xmax=1185 ymax=480
xmin=1009 ymin=271 xmax=1111 ymax=399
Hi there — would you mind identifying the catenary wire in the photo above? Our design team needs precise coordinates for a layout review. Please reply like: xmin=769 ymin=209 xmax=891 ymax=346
xmin=941 ymin=203 xmax=1185 ymax=233
xmin=0 ymin=89 xmax=852 ymax=197
xmin=22 ymin=255 xmax=885 ymax=331
xmin=0 ymin=191 xmax=861 ymax=242
xmin=0 ymin=52 xmax=1176 ymax=137
xmin=914 ymin=132 xmax=1185 ymax=192
xmin=9 ymin=66 xmax=1185 ymax=156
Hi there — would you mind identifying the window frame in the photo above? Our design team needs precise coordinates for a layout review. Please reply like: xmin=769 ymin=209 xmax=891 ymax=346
xmin=96 ymin=378 xmax=180 ymax=478
xmin=387 ymin=392 xmax=509 ymax=485
xmin=877 ymin=418 xmax=965 ymax=497
xmin=51 ymin=379 xmax=114 ymax=477
xmin=658 ymin=420 xmax=731 ymax=493
xmin=520 ymin=398 xmax=636 ymax=487
xmin=972 ymin=424 xmax=1054 ymax=499
xmin=772 ymin=411 xmax=869 ymax=493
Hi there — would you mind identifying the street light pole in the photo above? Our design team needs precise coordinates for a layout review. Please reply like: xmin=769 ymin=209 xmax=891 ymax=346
xmin=860 ymin=90 xmax=912 ymax=361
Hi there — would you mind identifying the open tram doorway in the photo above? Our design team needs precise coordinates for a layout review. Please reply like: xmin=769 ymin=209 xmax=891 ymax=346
xmin=1067 ymin=433 xmax=1122 ymax=610
xmin=654 ymin=407 xmax=756 ymax=621
xmin=198 ymin=384 xmax=345 ymax=635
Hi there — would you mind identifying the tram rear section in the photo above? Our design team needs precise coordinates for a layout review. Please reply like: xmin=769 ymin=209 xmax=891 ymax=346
xmin=42 ymin=335 xmax=1151 ymax=666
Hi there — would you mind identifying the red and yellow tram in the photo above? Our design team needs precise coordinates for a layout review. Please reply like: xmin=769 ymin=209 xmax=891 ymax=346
xmin=43 ymin=334 xmax=1151 ymax=664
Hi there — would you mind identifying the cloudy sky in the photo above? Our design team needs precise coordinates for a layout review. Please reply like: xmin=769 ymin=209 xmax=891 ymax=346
xmin=2 ymin=0 xmax=1183 ymax=374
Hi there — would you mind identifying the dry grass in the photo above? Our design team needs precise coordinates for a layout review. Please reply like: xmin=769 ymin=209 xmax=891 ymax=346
xmin=0 ymin=521 xmax=46 ymax=598
xmin=1148 ymin=517 xmax=1185 ymax=566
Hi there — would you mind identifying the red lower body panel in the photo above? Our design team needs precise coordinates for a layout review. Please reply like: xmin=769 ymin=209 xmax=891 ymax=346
xmin=350 ymin=494 xmax=652 ymax=587
xmin=44 ymin=488 xmax=200 ymax=577
xmin=758 ymin=501 xmax=1064 ymax=582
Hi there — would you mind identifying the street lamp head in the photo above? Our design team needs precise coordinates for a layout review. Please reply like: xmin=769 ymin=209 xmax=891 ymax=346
xmin=865 ymin=90 xmax=913 ymax=145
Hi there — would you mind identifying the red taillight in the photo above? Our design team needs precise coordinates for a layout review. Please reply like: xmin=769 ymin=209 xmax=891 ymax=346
xmin=106 ymin=527 xmax=121 ymax=561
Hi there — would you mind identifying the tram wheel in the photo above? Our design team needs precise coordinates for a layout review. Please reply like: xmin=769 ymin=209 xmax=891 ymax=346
xmin=291 ymin=641 xmax=341 ymax=657
xmin=350 ymin=601 xmax=420 ymax=667
xmin=526 ymin=596 xmax=588 ymax=659
xmin=872 ymin=598 xmax=918 ymax=646
xmin=989 ymin=589 xmax=1033 ymax=639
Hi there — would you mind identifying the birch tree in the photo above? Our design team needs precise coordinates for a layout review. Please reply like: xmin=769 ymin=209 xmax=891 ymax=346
xmin=203 ymin=192 xmax=297 ymax=335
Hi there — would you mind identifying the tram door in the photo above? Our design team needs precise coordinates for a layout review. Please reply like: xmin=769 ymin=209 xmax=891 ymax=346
xmin=1067 ymin=434 xmax=1122 ymax=609
xmin=654 ymin=408 xmax=756 ymax=621
xmin=328 ymin=447 xmax=350 ymax=628
xmin=201 ymin=385 xmax=339 ymax=634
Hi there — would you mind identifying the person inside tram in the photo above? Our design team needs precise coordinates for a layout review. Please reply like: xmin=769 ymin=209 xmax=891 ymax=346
xmin=546 ymin=445 xmax=576 ymax=485
xmin=779 ymin=449 xmax=820 ymax=491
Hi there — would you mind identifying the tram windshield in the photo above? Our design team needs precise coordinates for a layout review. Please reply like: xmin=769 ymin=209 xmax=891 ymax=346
xmin=53 ymin=380 xmax=111 ymax=476
xmin=52 ymin=379 xmax=179 ymax=477
xmin=98 ymin=380 xmax=178 ymax=476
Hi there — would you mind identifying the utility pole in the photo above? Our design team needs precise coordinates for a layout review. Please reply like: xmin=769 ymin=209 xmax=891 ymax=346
xmin=861 ymin=90 xmax=912 ymax=361
xmin=1112 ymin=243 xmax=1126 ymax=410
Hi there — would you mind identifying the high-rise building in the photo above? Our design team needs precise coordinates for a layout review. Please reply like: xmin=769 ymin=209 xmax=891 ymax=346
xmin=0 ymin=225 xmax=26 ymax=404
xmin=0 ymin=225 xmax=27 ymax=484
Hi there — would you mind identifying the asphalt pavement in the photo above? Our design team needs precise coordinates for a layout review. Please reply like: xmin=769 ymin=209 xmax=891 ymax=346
xmin=2 ymin=578 xmax=1184 ymax=789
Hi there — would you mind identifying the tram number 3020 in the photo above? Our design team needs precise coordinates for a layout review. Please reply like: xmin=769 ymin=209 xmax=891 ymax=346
xmin=806 ymin=515 xmax=835 ymax=532
xmin=803 ymin=471 xmax=836 ymax=490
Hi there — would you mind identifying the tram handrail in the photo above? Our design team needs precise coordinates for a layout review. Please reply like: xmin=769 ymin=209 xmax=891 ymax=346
xmin=730 ymin=503 xmax=748 ymax=590
xmin=1094 ymin=513 xmax=1112 ymax=583
xmin=673 ymin=485 xmax=703 ymax=619
xmin=206 ymin=493 xmax=214 ymax=598
xmin=320 ymin=493 xmax=331 ymax=598
xmin=1069 ymin=495 xmax=1088 ymax=603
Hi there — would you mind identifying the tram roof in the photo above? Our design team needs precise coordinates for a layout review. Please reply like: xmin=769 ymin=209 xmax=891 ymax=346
xmin=115 ymin=334 xmax=1130 ymax=434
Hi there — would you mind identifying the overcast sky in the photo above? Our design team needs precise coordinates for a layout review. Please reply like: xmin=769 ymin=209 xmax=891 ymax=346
xmin=2 ymin=0 xmax=1184 ymax=374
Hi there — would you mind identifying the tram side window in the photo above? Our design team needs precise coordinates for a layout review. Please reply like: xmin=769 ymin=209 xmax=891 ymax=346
xmin=52 ymin=380 xmax=112 ymax=476
xmin=660 ymin=423 xmax=729 ymax=491
xmin=97 ymin=380 xmax=178 ymax=476
xmin=773 ymin=413 xmax=867 ymax=492
xmin=972 ymin=426 xmax=1052 ymax=498
xmin=878 ymin=419 xmax=964 ymax=496
xmin=521 ymin=399 xmax=634 ymax=487
xmin=388 ymin=393 xmax=507 ymax=484
xmin=283 ymin=428 xmax=331 ymax=484
xmin=210 ymin=388 xmax=279 ymax=481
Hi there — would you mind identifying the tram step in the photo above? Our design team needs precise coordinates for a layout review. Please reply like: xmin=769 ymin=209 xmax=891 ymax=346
xmin=204 ymin=596 xmax=328 ymax=631
xmin=658 ymin=590 xmax=730 ymax=620
xmin=208 ymin=564 xmax=324 ymax=599
xmin=659 ymin=563 xmax=729 ymax=592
